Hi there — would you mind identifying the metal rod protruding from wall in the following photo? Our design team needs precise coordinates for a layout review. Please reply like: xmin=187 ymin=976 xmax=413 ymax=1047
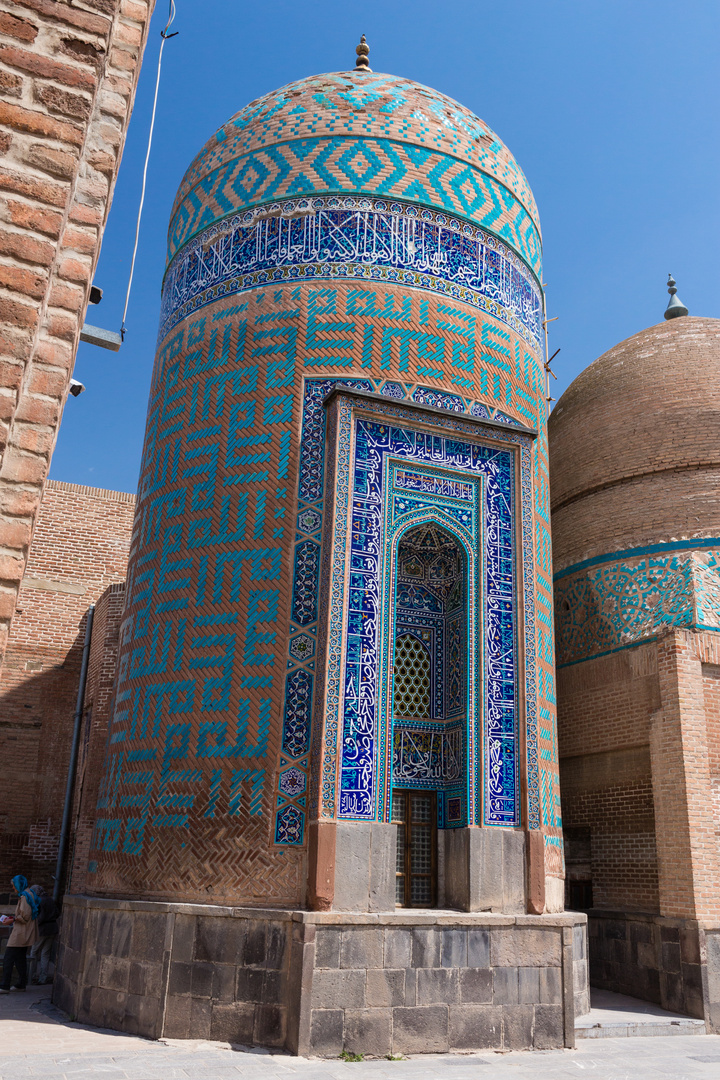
xmin=53 ymin=604 xmax=94 ymax=903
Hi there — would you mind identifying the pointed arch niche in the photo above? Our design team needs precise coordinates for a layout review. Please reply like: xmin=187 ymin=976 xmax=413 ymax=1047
xmin=391 ymin=523 xmax=467 ymax=788
xmin=390 ymin=522 xmax=468 ymax=906
xmin=313 ymin=390 xmax=536 ymax=914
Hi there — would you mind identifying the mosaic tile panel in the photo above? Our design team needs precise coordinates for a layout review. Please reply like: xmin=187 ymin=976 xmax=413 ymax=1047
xmin=318 ymin=394 xmax=535 ymax=828
xmin=554 ymin=545 xmax=720 ymax=666
xmin=159 ymin=199 xmax=543 ymax=351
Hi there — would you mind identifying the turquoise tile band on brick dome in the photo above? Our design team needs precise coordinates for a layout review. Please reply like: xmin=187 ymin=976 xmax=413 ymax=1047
xmin=167 ymin=72 xmax=541 ymax=276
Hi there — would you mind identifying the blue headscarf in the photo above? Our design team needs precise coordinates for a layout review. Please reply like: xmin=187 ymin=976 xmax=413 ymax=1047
xmin=11 ymin=875 xmax=39 ymax=920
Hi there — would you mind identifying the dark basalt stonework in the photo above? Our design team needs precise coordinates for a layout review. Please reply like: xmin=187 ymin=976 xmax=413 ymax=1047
xmin=55 ymin=897 xmax=589 ymax=1054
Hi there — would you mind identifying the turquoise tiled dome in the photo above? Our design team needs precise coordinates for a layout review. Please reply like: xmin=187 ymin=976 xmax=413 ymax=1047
xmin=167 ymin=72 xmax=541 ymax=275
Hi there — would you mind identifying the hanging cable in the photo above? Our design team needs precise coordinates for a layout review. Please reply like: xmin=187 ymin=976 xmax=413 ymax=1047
xmin=120 ymin=1 xmax=178 ymax=340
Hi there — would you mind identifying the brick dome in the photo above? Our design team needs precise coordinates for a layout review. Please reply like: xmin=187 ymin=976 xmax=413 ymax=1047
xmin=166 ymin=71 xmax=541 ymax=274
xmin=549 ymin=316 xmax=720 ymax=571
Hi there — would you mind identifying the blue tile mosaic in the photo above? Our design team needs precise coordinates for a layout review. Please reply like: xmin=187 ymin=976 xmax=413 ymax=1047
xmin=160 ymin=199 xmax=543 ymax=353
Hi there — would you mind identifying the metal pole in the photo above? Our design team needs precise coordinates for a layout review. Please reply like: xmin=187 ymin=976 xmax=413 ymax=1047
xmin=53 ymin=604 xmax=94 ymax=903
xmin=542 ymin=286 xmax=550 ymax=420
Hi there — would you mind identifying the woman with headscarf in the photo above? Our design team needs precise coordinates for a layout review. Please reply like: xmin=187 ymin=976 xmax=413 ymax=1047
xmin=0 ymin=876 xmax=40 ymax=993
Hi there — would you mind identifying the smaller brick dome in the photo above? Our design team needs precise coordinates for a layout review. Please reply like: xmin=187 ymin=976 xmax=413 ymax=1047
xmin=549 ymin=316 xmax=720 ymax=571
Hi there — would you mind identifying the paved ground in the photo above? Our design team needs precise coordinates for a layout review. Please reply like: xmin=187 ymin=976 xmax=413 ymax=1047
xmin=1 ymin=986 xmax=720 ymax=1080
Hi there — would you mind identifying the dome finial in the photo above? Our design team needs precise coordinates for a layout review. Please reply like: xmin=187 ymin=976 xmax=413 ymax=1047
xmin=664 ymin=273 xmax=689 ymax=320
xmin=354 ymin=34 xmax=371 ymax=72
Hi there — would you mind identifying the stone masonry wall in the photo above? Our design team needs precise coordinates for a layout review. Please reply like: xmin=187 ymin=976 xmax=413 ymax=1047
xmin=589 ymin=911 xmax=720 ymax=1030
xmin=304 ymin=915 xmax=588 ymax=1055
xmin=0 ymin=479 xmax=134 ymax=895
xmin=0 ymin=0 xmax=155 ymax=674
xmin=55 ymin=898 xmax=589 ymax=1054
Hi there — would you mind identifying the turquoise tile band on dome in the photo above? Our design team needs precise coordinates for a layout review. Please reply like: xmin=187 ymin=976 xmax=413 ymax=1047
xmin=159 ymin=198 xmax=544 ymax=352
xmin=554 ymin=548 xmax=720 ymax=666
xmin=167 ymin=137 xmax=542 ymax=274
xmin=173 ymin=72 xmax=539 ymax=231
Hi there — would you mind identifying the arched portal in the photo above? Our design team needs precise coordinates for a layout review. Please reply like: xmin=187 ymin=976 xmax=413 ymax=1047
xmin=390 ymin=523 xmax=466 ymax=906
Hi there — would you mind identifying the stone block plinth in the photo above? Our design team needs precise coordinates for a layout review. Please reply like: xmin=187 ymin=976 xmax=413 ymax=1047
xmin=56 ymin=896 xmax=588 ymax=1054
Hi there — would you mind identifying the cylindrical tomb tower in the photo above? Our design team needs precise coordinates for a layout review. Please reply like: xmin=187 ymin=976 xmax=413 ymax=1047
xmin=88 ymin=53 xmax=561 ymax=914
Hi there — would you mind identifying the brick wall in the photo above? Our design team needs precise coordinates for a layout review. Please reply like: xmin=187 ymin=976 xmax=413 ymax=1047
xmin=0 ymin=0 xmax=155 ymax=674
xmin=651 ymin=630 xmax=720 ymax=920
xmin=557 ymin=644 xmax=660 ymax=760
xmin=703 ymin=663 xmax=720 ymax=850
xmin=68 ymin=579 xmax=125 ymax=894
xmin=0 ymin=478 xmax=134 ymax=893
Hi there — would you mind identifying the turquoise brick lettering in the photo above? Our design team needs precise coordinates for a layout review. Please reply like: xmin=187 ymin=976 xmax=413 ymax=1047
xmin=481 ymin=319 xmax=512 ymax=372
xmin=253 ymin=324 xmax=297 ymax=388
xmin=190 ymin=631 xmax=235 ymax=711
xmin=438 ymin=305 xmax=476 ymax=372
xmin=94 ymin=818 xmax=121 ymax=852
xmin=346 ymin=288 xmax=376 ymax=317
xmin=229 ymin=768 xmax=265 ymax=817
xmin=201 ymin=366 xmax=258 ymax=420
xmin=183 ymin=441 xmax=219 ymax=511
xmin=380 ymin=293 xmax=411 ymax=320
xmin=243 ymin=589 xmax=279 ymax=665
xmin=155 ymin=723 xmax=203 ymax=826
xmin=197 ymin=696 xmax=271 ymax=759
xmin=188 ymin=492 xmax=248 ymax=548
xmin=262 ymin=393 xmax=293 ymax=424
xmin=130 ymin=619 xmax=172 ymax=678
xmin=141 ymin=678 xmax=195 ymax=738
xmin=154 ymin=329 xmax=184 ymax=391
xmin=158 ymin=523 xmax=192 ymax=594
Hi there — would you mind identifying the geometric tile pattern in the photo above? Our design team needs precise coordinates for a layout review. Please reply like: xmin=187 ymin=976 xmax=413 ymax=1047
xmin=393 ymin=633 xmax=432 ymax=718
xmin=95 ymin=258 xmax=554 ymax=868
xmin=168 ymin=71 xmax=540 ymax=259
xmin=159 ymin=198 xmax=544 ymax=350
xmin=87 ymin=278 xmax=555 ymax=891
xmin=166 ymin=138 xmax=542 ymax=272
xmin=554 ymin=543 xmax=720 ymax=666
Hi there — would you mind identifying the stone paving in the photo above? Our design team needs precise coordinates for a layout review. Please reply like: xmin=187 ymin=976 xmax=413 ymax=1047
xmin=1 ymin=987 xmax=720 ymax=1079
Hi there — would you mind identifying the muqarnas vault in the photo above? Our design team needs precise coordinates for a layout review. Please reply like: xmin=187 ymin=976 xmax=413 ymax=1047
xmin=56 ymin=47 xmax=586 ymax=1055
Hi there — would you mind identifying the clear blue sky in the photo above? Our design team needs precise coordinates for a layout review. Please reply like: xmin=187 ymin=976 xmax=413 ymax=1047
xmin=50 ymin=0 xmax=720 ymax=493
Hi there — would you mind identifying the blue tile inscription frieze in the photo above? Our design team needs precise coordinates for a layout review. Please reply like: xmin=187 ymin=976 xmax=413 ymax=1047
xmin=159 ymin=198 xmax=543 ymax=353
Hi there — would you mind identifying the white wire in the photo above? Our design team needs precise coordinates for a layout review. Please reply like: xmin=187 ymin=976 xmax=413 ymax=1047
xmin=121 ymin=1 xmax=177 ymax=338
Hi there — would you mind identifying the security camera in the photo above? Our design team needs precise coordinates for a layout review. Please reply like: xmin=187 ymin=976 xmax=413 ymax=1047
xmin=69 ymin=379 xmax=85 ymax=397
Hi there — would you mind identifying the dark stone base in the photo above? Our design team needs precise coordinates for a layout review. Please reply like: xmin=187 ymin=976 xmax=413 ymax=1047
xmin=55 ymin=896 xmax=588 ymax=1055
xmin=588 ymin=910 xmax=720 ymax=1031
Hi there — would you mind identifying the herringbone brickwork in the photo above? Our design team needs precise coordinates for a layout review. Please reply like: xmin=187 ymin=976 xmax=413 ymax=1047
xmin=88 ymin=279 xmax=558 ymax=906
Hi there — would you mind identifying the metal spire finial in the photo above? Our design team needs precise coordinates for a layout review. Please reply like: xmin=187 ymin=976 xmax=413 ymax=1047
xmin=664 ymin=274 xmax=689 ymax=320
xmin=354 ymin=34 xmax=371 ymax=72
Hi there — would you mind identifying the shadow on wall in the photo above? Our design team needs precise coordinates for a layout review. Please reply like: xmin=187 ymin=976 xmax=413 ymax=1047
xmin=0 ymin=622 xmax=87 ymax=903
